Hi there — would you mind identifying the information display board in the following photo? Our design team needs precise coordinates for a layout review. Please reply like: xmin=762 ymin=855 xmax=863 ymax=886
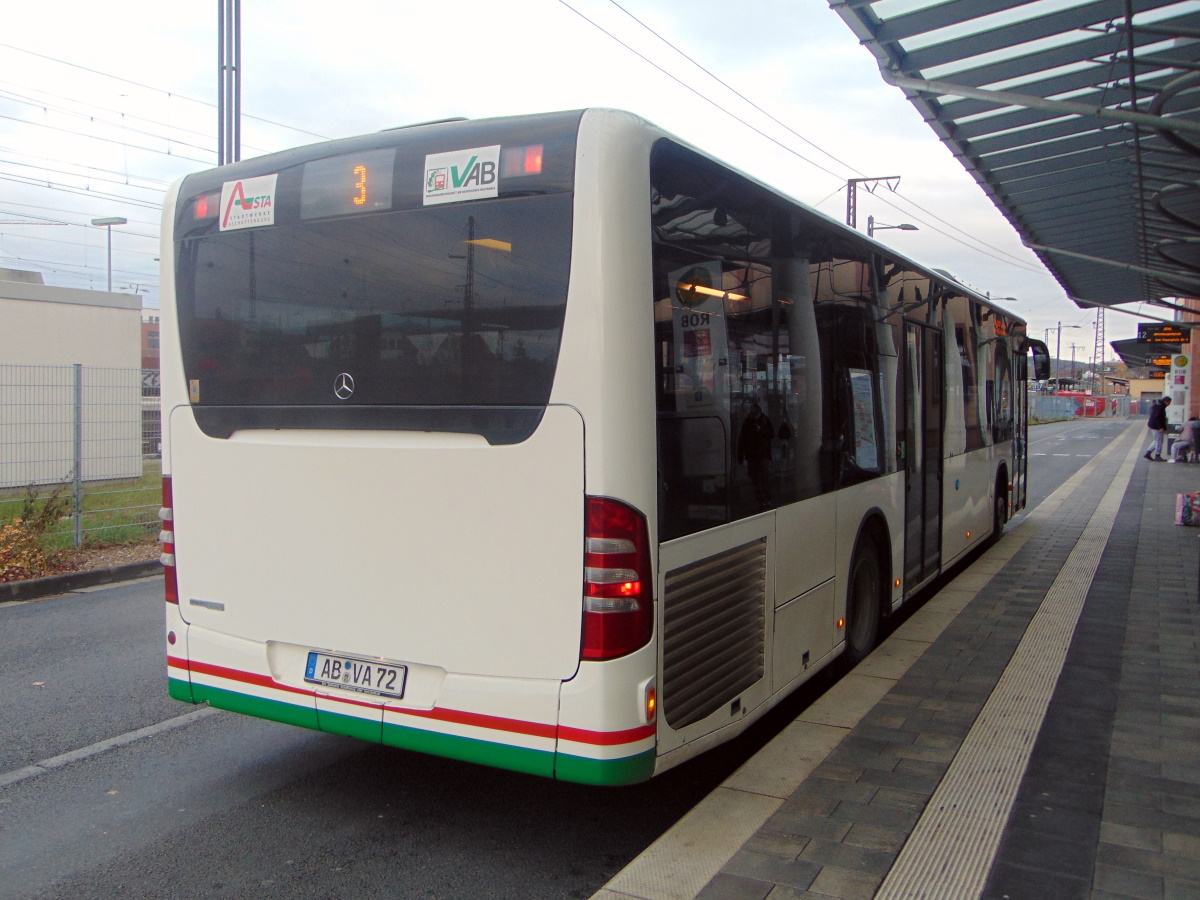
xmin=1138 ymin=323 xmax=1191 ymax=344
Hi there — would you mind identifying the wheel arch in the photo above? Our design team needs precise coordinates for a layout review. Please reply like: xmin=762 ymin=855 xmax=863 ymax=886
xmin=851 ymin=507 xmax=893 ymax=617
xmin=992 ymin=461 xmax=1011 ymax=543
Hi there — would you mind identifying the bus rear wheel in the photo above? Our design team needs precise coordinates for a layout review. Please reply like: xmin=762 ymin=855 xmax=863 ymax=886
xmin=845 ymin=536 xmax=883 ymax=665
xmin=989 ymin=474 xmax=1009 ymax=546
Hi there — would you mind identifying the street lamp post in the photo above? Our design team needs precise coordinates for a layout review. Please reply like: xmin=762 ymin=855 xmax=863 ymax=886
xmin=1054 ymin=321 xmax=1083 ymax=385
xmin=91 ymin=217 xmax=128 ymax=292
xmin=866 ymin=215 xmax=919 ymax=238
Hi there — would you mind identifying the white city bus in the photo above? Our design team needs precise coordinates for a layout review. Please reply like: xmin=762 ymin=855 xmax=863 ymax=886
xmin=159 ymin=109 xmax=1050 ymax=785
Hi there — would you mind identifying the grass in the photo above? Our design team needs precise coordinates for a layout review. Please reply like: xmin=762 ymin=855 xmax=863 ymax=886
xmin=0 ymin=459 xmax=162 ymax=551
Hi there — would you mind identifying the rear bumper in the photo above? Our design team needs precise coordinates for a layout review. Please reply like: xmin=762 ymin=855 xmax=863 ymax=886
xmin=165 ymin=613 xmax=656 ymax=785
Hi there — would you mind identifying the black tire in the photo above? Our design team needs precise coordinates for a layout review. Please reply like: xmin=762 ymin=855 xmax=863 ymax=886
xmin=845 ymin=535 xmax=883 ymax=665
xmin=989 ymin=475 xmax=1008 ymax=546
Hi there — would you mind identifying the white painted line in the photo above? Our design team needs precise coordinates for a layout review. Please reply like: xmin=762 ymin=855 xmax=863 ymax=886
xmin=0 ymin=706 xmax=219 ymax=788
xmin=874 ymin=429 xmax=1142 ymax=900
xmin=72 ymin=574 xmax=162 ymax=593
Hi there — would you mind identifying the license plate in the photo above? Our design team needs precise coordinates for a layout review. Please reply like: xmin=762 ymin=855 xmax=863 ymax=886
xmin=304 ymin=652 xmax=407 ymax=700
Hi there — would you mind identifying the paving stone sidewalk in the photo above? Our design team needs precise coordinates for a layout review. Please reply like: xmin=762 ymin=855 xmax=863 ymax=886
xmin=696 ymin=448 xmax=1200 ymax=900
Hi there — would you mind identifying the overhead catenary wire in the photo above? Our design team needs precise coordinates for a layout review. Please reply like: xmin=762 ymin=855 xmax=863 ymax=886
xmin=0 ymin=227 xmax=161 ymax=251
xmin=580 ymin=0 xmax=1047 ymax=277
xmin=0 ymin=84 xmax=276 ymax=157
xmin=0 ymin=252 xmax=158 ymax=282
xmin=0 ymin=173 xmax=164 ymax=210
xmin=0 ymin=201 xmax=161 ymax=228
xmin=0 ymin=42 xmax=330 ymax=141
xmin=0 ymin=145 xmax=176 ymax=187
xmin=2 ymin=9 xmax=1048 ymax=295
xmin=553 ymin=0 xmax=849 ymax=184
xmin=0 ymin=157 xmax=172 ymax=196
xmin=0 ymin=112 xmax=214 ymax=166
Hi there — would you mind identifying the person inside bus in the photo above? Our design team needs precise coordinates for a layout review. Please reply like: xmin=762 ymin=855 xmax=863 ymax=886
xmin=1170 ymin=415 xmax=1200 ymax=463
xmin=738 ymin=402 xmax=775 ymax=509
xmin=1144 ymin=396 xmax=1171 ymax=461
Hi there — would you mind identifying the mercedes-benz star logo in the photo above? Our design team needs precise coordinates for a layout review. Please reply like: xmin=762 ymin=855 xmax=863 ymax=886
xmin=334 ymin=372 xmax=355 ymax=400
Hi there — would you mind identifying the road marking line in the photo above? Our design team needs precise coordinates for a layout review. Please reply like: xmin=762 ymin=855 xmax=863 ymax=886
xmin=71 ymin=574 xmax=163 ymax=593
xmin=874 ymin=427 xmax=1142 ymax=900
xmin=0 ymin=706 xmax=219 ymax=789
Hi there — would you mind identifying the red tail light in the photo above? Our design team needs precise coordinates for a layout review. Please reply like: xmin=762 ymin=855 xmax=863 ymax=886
xmin=582 ymin=497 xmax=653 ymax=661
xmin=160 ymin=476 xmax=178 ymax=604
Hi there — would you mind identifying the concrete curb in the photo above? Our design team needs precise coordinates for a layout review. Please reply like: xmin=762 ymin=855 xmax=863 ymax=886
xmin=0 ymin=560 xmax=162 ymax=604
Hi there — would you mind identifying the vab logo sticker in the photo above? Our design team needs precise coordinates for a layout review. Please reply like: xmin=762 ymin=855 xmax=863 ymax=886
xmin=219 ymin=174 xmax=278 ymax=231
xmin=334 ymin=372 xmax=355 ymax=400
xmin=423 ymin=145 xmax=500 ymax=206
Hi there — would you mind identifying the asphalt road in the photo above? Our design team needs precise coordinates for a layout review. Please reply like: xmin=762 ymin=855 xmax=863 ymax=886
xmin=0 ymin=417 xmax=1132 ymax=899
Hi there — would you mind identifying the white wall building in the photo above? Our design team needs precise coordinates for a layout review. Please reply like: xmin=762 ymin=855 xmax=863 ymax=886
xmin=0 ymin=273 xmax=143 ymax=488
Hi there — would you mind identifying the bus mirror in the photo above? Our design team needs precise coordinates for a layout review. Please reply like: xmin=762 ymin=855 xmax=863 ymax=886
xmin=1027 ymin=339 xmax=1052 ymax=381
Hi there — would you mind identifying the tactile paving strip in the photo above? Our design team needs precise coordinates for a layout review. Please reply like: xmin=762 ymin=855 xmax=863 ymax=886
xmin=873 ymin=431 xmax=1143 ymax=900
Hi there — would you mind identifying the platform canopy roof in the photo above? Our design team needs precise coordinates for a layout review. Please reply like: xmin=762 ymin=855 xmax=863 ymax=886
xmin=1111 ymin=335 xmax=1177 ymax=367
xmin=831 ymin=0 xmax=1200 ymax=324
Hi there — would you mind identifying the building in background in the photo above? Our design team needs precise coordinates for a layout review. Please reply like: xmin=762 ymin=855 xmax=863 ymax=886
xmin=0 ymin=270 xmax=142 ymax=487
xmin=142 ymin=312 xmax=160 ymax=371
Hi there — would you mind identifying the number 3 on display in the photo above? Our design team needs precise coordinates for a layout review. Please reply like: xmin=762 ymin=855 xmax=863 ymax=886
xmin=353 ymin=165 xmax=367 ymax=206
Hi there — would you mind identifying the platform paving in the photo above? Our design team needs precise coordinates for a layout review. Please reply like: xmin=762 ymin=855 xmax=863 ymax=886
xmin=596 ymin=423 xmax=1200 ymax=900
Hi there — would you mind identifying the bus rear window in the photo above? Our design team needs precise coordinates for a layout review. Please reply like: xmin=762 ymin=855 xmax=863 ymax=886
xmin=175 ymin=193 xmax=572 ymax=439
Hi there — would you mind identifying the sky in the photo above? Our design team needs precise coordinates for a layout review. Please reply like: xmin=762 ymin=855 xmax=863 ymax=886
xmin=0 ymin=0 xmax=1137 ymax=354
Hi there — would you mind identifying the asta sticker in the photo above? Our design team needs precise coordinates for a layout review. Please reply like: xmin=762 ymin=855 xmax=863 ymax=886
xmin=219 ymin=174 xmax=278 ymax=230
xmin=423 ymin=145 xmax=500 ymax=205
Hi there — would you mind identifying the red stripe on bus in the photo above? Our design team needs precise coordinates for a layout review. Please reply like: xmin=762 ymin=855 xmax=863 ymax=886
xmin=178 ymin=657 xmax=385 ymax=711
xmin=168 ymin=656 xmax=651 ymax=747
xmin=393 ymin=706 xmax=556 ymax=740
xmin=172 ymin=656 xmax=315 ymax=699
xmin=558 ymin=723 xmax=656 ymax=745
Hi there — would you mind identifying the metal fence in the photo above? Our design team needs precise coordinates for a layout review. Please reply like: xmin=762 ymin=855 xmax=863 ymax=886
xmin=1029 ymin=392 xmax=1130 ymax=422
xmin=0 ymin=364 xmax=160 ymax=548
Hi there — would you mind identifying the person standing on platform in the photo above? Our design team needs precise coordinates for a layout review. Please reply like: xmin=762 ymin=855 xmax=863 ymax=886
xmin=1145 ymin=396 xmax=1172 ymax=460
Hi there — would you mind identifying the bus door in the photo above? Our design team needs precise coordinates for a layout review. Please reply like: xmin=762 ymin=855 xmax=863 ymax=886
xmin=903 ymin=321 xmax=943 ymax=586
xmin=1012 ymin=348 xmax=1029 ymax=511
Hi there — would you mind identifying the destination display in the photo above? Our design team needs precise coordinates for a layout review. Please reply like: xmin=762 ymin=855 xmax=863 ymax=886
xmin=300 ymin=148 xmax=397 ymax=219
xmin=1137 ymin=323 xmax=1191 ymax=344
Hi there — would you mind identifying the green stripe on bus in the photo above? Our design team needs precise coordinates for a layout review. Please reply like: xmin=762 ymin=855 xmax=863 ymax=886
xmin=382 ymin=720 xmax=555 ymax=778
xmin=318 ymin=707 xmax=382 ymax=742
xmin=175 ymin=680 xmax=655 ymax=785
xmin=168 ymin=676 xmax=195 ymax=704
xmin=192 ymin=682 xmax=320 ymax=730
xmin=554 ymin=749 xmax=656 ymax=786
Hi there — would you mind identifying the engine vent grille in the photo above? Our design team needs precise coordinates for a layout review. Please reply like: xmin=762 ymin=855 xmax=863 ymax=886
xmin=662 ymin=538 xmax=766 ymax=730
